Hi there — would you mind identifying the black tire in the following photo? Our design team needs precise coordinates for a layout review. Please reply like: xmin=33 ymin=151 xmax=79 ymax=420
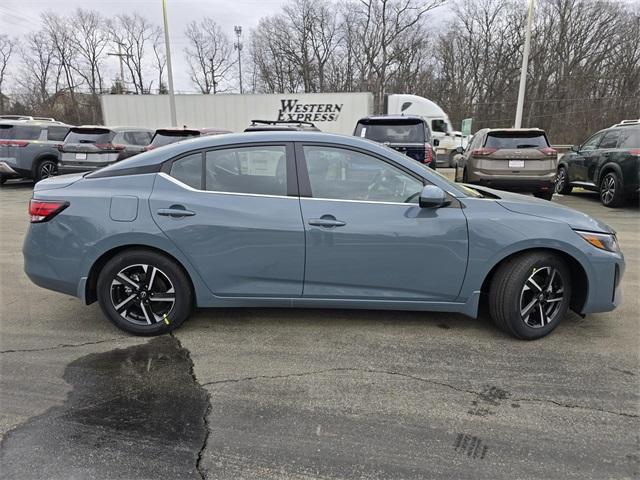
xmin=555 ymin=166 xmax=572 ymax=195
xmin=0 ymin=176 xmax=6 ymax=185
xmin=448 ymin=151 xmax=457 ymax=168
xmin=97 ymin=249 xmax=193 ymax=335
xmin=34 ymin=158 xmax=58 ymax=182
xmin=533 ymin=189 xmax=553 ymax=201
xmin=489 ymin=251 xmax=571 ymax=340
xmin=462 ymin=168 xmax=469 ymax=183
xmin=599 ymin=171 xmax=625 ymax=208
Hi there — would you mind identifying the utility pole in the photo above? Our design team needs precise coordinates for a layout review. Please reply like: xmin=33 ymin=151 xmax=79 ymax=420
xmin=515 ymin=0 xmax=535 ymax=128
xmin=162 ymin=0 xmax=177 ymax=126
xmin=234 ymin=25 xmax=243 ymax=94
xmin=107 ymin=45 xmax=130 ymax=93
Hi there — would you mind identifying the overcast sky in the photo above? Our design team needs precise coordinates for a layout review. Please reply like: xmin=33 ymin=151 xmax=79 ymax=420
xmin=0 ymin=0 xmax=290 ymax=92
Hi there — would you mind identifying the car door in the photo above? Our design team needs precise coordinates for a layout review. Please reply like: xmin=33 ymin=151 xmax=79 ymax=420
xmin=150 ymin=142 xmax=305 ymax=297
xmin=296 ymin=143 xmax=468 ymax=301
xmin=572 ymin=132 xmax=604 ymax=183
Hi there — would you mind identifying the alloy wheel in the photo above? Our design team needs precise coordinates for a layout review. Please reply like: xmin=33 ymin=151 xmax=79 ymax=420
xmin=40 ymin=162 xmax=57 ymax=179
xmin=555 ymin=169 xmax=566 ymax=193
xmin=110 ymin=264 xmax=175 ymax=325
xmin=519 ymin=266 xmax=565 ymax=328
xmin=600 ymin=174 xmax=616 ymax=205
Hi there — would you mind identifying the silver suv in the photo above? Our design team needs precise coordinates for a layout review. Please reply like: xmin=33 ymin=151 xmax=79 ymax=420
xmin=0 ymin=120 xmax=71 ymax=184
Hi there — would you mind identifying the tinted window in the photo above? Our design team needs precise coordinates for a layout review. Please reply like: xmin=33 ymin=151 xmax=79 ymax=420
xmin=11 ymin=125 xmax=43 ymax=140
xmin=581 ymin=132 xmax=603 ymax=151
xmin=618 ymin=128 xmax=640 ymax=148
xmin=484 ymin=131 xmax=548 ymax=149
xmin=65 ymin=128 xmax=114 ymax=144
xmin=170 ymin=153 xmax=202 ymax=189
xmin=47 ymin=126 xmax=70 ymax=142
xmin=151 ymin=132 xmax=199 ymax=147
xmin=432 ymin=119 xmax=448 ymax=133
xmin=205 ymin=146 xmax=287 ymax=196
xmin=304 ymin=145 xmax=423 ymax=203
xmin=123 ymin=131 xmax=152 ymax=145
xmin=356 ymin=122 xmax=425 ymax=143
xmin=599 ymin=130 xmax=620 ymax=149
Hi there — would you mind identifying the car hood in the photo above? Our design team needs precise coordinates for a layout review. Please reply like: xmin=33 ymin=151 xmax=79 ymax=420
xmin=472 ymin=186 xmax=614 ymax=234
xmin=34 ymin=173 xmax=84 ymax=192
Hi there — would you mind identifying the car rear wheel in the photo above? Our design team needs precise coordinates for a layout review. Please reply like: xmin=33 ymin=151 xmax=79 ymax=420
xmin=555 ymin=166 xmax=572 ymax=194
xmin=34 ymin=159 xmax=57 ymax=182
xmin=600 ymin=171 xmax=625 ymax=208
xmin=97 ymin=249 xmax=193 ymax=335
xmin=489 ymin=251 xmax=571 ymax=340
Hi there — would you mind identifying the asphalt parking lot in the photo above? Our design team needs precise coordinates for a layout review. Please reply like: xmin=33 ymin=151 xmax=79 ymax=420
xmin=1 ymin=172 xmax=638 ymax=480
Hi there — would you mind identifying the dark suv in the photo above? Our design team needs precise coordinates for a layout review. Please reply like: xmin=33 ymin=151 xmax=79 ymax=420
xmin=354 ymin=115 xmax=437 ymax=169
xmin=0 ymin=120 xmax=71 ymax=183
xmin=58 ymin=126 xmax=153 ymax=174
xmin=555 ymin=120 xmax=639 ymax=207
xmin=244 ymin=120 xmax=321 ymax=132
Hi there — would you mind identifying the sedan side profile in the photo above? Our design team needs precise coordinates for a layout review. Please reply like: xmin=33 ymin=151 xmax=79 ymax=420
xmin=24 ymin=132 xmax=624 ymax=340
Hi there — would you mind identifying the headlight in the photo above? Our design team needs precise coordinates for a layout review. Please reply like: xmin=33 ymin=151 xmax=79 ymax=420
xmin=575 ymin=230 xmax=620 ymax=252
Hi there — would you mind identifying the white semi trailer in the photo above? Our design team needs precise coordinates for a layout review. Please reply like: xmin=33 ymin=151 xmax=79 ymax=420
xmin=100 ymin=92 xmax=458 ymax=158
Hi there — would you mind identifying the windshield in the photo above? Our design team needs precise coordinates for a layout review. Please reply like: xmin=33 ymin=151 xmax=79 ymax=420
xmin=356 ymin=122 xmax=425 ymax=143
xmin=485 ymin=132 xmax=549 ymax=149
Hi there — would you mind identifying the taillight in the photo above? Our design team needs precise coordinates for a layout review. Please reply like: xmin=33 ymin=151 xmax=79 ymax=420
xmin=423 ymin=144 xmax=433 ymax=164
xmin=471 ymin=147 xmax=497 ymax=156
xmin=95 ymin=143 xmax=125 ymax=151
xmin=29 ymin=199 xmax=69 ymax=223
xmin=539 ymin=147 xmax=557 ymax=156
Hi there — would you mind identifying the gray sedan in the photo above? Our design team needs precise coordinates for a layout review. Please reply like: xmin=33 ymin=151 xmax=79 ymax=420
xmin=23 ymin=132 xmax=624 ymax=339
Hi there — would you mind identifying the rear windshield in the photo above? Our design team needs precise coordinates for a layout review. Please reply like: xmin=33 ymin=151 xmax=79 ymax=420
xmin=618 ymin=128 xmax=640 ymax=148
xmin=151 ymin=131 xmax=199 ymax=147
xmin=0 ymin=124 xmax=43 ymax=140
xmin=484 ymin=131 xmax=549 ymax=149
xmin=355 ymin=122 xmax=425 ymax=143
xmin=64 ymin=128 xmax=114 ymax=144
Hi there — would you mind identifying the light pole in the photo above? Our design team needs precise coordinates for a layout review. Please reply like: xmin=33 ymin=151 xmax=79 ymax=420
xmin=162 ymin=0 xmax=177 ymax=126
xmin=514 ymin=0 xmax=535 ymax=128
xmin=234 ymin=25 xmax=243 ymax=94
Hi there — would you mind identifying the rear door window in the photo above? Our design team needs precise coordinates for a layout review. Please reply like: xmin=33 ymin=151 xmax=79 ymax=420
xmin=12 ymin=125 xmax=44 ymax=140
xmin=355 ymin=122 xmax=425 ymax=143
xmin=484 ymin=132 xmax=548 ymax=149
xmin=65 ymin=128 xmax=114 ymax=144
xmin=618 ymin=128 xmax=640 ymax=149
xmin=170 ymin=153 xmax=203 ymax=189
xmin=205 ymin=145 xmax=287 ymax=196
xmin=599 ymin=130 xmax=621 ymax=149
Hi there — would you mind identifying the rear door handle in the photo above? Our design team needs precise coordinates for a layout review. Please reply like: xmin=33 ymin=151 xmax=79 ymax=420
xmin=308 ymin=217 xmax=346 ymax=228
xmin=157 ymin=206 xmax=195 ymax=218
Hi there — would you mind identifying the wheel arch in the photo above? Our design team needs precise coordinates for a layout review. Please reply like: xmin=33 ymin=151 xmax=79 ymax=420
xmin=479 ymin=247 xmax=588 ymax=315
xmin=85 ymin=244 xmax=197 ymax=306
xmin=595 ymin=161 xmax=623 ymax=187
xmin=31 ymin=154 xmax=60 ymax=177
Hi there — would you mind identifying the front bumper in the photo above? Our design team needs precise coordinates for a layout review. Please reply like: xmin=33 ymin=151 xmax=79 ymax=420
xmin=0 ymin=160 xmax=21 ymax=178
xmin=580 ymin=249 xmax=625 ymax=315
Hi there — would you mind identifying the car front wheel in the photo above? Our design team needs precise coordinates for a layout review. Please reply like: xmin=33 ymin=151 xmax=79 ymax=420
xmin=489 ymin=251 xmax=571 ymax=340
xmin=600 ymin=171 xmax=625 ymax=208
xmin=555 ymin=166 xmax=572 ymax=194
xmin=97 ymin=249 xmax=193 ymax=335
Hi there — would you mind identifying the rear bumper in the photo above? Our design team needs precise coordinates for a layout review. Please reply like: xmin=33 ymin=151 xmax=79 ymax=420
xmin=468 ymin=171 xmax=556 ymax=192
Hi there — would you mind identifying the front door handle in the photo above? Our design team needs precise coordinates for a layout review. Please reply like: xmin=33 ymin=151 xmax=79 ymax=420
xmin=308 ymin=216 xmax=346 ymax=228
xmin=157 ymin=206 xmax=195 ymax=218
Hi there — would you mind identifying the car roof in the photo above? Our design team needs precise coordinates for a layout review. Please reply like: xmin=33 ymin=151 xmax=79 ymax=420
xmin=0 ymin=120 xmax=71 ymax=127
xmin=72 ymin=125 xmax=154 ymax=132
xmin=483 ymin=128 xmax=546 ymax=133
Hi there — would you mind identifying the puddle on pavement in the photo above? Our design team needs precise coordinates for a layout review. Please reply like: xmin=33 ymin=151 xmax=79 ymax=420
xmin=0 ymin=336 xmax=208 ymax=480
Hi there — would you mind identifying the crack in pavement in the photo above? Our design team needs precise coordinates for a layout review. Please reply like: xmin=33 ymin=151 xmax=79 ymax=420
xmin=201 ymin=367 xmax=639 ymax=419
xmin=0 ymin=337 xmax=132 ymax=354
xmin=171 ymin=333 xmax=211 ymax=480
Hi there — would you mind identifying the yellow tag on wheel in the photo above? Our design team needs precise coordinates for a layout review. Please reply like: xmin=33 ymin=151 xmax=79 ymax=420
xmin=163 ymin=313 xmax=170 ymax=325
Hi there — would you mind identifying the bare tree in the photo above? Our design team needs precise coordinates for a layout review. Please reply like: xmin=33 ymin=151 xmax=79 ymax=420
xmin=151 ymin=26 xmax=167 ymax=93
xmin=0 ymin=34 xmax=16 ymax=112
xmin=184 ymin=19 xmax=235 ymax=93
xmin=108 ymin=13 xmax=158 ymax=94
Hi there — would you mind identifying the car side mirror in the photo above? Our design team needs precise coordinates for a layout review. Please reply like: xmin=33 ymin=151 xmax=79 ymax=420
xmin=455 ymin=146 xmax=464 ymax=154
xmin=419 ymin=185 xmax=450 ymax=208
xmin=432 ymin=139 xmax=440 ymax=147
xmin=571 ymin=145 xmax=580 ymax=152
